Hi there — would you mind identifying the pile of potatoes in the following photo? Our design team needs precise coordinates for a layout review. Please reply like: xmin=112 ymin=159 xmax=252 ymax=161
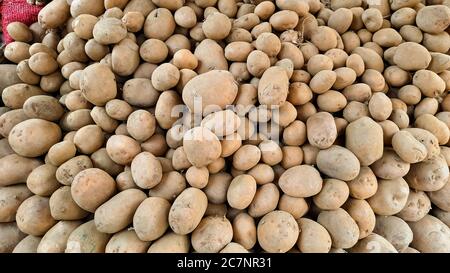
xmin=1 ymin=0 xmax=450 ymax=253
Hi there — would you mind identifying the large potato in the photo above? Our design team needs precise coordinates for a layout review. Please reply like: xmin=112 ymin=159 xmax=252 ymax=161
xmin=317 ymin=208 xmax=360 ymax=249
xmin=65 ymin=220 xmax=111 ymax=253
xmin=278 ymin=165 xmax=323 ymax=198
xmin=105 ymin=230 xmax=150 ymax=253
xmin=80 ymin=63 xmax=117 ymax=106
xmin=296 ymin=218 xmax=332 ymax=253
xmin=16 ymin=195 xmax=56 ymax=236
xmin=408 ymin=215 xmax=450 ymax=253
xmin=346 ymin=117 xmax=383 ymax=166
xmin=133 ymin=197 xmax=170 ymax=241
xmin=316 ymin=146 xmax=360 ymax=181
xmin=37 ymin=221 xmax=82 ymax=253
xmin=0 ymin=154 xmax=42 ymax=187
xmin=191 ymin=216 xmax=233 ymax=253
xmin=0 ymin=185 xmax=33 ymax=222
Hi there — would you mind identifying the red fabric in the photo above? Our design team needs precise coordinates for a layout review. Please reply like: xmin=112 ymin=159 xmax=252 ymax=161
xmin=1 ymin=0 xmax=44 ymax=44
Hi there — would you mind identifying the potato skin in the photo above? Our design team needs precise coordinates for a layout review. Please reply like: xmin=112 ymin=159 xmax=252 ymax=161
xmin=343 ymin=198 xmax=375 ymax=239
xmin=130 ymin=152 xmax=163 ymax=189
xmin=183 ymin=127 xmax=222 ymax=168
xmin=316 ymin=146 xmax=360 ymax=181
xmin=80 ymin=63 xmax=117 ymax=106
xmin=232 ymin=212 xmax=256 ymax=250
xmin=373 ymin=215 xmax=413 ymax=252
xmin=278 ymin=165 xmax=323 ymax=198
xmin=168 ymin=188 xmax=208 ymax=235
xmin=65 ymin=220 xmax=111 ymax=253
xmin=257 ymin=210 xmax=299 ymax=253
xmin=368 ymin=178 xmax=410 ymax=216
xmin=0 ymin=185 xmax=33 ymax=222
xmin=191 ymin=216 xmax=233 ymax=253
xmin=405 ymin=155 xmax=449 ymax=192
xmin=258 ymin=66 xmax=289 ymax=107
xmin=0 ymin=222 xmax=26 ymax=253
xmin=49 ymin=186 xmax=89 ymax=221
xmin=349 ymin=234 xmax=397 ymax=253
xmin=307 ymin=112 xmax=337 ymax=149
xmin=346 ymin=117 xmax=383 ymax=166
xmin=226 ymin=174 xmax=257 ymax=210
xmin=147 ymin=232 xmax=190 ymax=253
xmin=16 ymin=195 xmax=57 ymax=236
xmin=13 ymin=235 xmax=41 ymax=253
xmin=56 ymin=155 xmax=93 ymax=186
xmin=26 ymin=164 xmax=60 ymax=197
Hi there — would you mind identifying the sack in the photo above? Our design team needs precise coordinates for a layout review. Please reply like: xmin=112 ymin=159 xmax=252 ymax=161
xmin=1 ymin=0 xmax=43 ymax=44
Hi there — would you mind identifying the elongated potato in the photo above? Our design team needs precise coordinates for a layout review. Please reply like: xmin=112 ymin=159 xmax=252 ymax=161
xmin=133 ymin=197 xmax=170 ymax=241
xmin=49 ymin=186 xmax=89 ymax=221
xmin=16 ymin=195 xmax=56 ymax=236
xmin=37 ymin=221 xmax=82 ymax=253
xmin=317 ymin=208 xmax=360 ymax=249
xmin=94 ymin=189 xmax=146 ymax=233
xmin=296 ymin=218 xmax=332 ymax=253
xmin=316 ymin=146 xmax=360 ymax=181
xmin=0 ymin=154 xmax=42 ymax=187
xmin=278 ymin=165 xmax=323 ymax=198
xmin=105 ymin=230 xmax=150 ymax=253
xmin=147 ymin=232 xmax=190 ymax=253
xmin=307 ymin=112 xmax=337 ymax=149
xmin=408 ymin=215 xmax=450 ymax=253
xmin=0 ymin=185 xmax=33 ymax=222
xmin=13 ymin=235 xmax=41 ymax=253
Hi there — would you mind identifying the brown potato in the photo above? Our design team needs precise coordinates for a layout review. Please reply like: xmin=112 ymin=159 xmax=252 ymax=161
xmin=296 ymin=218 xmax=332 ymax=253
xmin=16 ymin=195 xmax=56 ymax=236
xmin=65 ymin=220 xmax=111 ymax=253
xmin=49 ymin=186 xmax=88 ymax=221
xmin=346 ymin=117 xmax=383 ymax=166
xmin=0 ymin=185 xmax=33 ymax=222
xmin=317 ymin=208 xmax=360 ymax=249
xmin=257 ymin=210 xmax=299 ymax=253
xmin=316 ymin=146 xmax=360 ymax=181
xmin=169 ymin=188 xmax=208 ymax=235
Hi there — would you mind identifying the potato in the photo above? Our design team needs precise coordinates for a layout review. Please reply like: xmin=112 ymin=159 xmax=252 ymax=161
xmin=149 ymin=171 xmax=186 ymax=201
xmin=373 ymin=215 xmax=413 ymax=252
xmin=37 ymin=221 xmax=82 ymax=253
xmin=409 ymin=215 xmax=450 ymax=253
xmin=182 ymin=70 xmax=237 ymax=113
xmin=310 ymin=26 xmax=338 ymax=52
xmin=310 ymin=70 xmax=337 ymax=94
xmin=6 ymin=22 xmax=32 ymax=43
xmin=368 ymin=177 xmax=409 ymax=216
xmin=317 ymin=208 xmax=360 ymax=249
xmin=416 ymin=5 xmax=450 ymax=34
xmin=278 ymin=165 xmax=323 ymax=198
xmin=106 ymin=135 xmax=141 ymax=165
xmin=413 ymin=69 xmax=446 ymax=98
xmin=65 ymin=220 xmax=110 ymax=253
xmin=248 ymin=183 xmax=280 ymax=218
xmin=202 ymin=12 xmax=232 ymax=40
xmin=111 ymin=38 xmax=140 ymax=77
xmin=347 ymin=166 xmax=378 ymax=199
xmin=55 ymin=155 xmax=92 ymax=186
xmin=146 ymin=232 xmax=189 ymax=253
xmin=343 ymin=198 xmax=375 ymax=239
xmin=296 ymin=218 xmax=331 ymax=253
xmin=143 ymin=8 xmax=175 ymax=41
xmin=349 ymin=234 xmax=397 ymax=253
xmin=0 ymin=154 xmax=42 ymax=187
xmin=313 ymin=179 xmax=349 ymax=210
xmin=346 ymin=117 xmax=383 ymax=166
xmin=94 ymin=189 xmax=146 ymax=233
xmin=80 ymin=63 xmax=117 ymax=106
xmin=371 ymin=148 xmax=410 ymax=179
xmin=232 ymin=144 xmax=261 ymax=171
xmin=428 ymin=180 xmax=450 ymax=212
xmin=316 ymin=146 xmax=360 ymax=181
xmin=49 ymin=186 xmax=88 ymax=221
xmin=257 ymin=66 xmax=289 ymax=107
xmin=362 ymin=8 xmax=383 ymax=32
xmin=92 ymin=17 xmax=127 ymax=45
xmin=0 ymin=222 xmax=26 ymax=253
xmin=306 ymin=112 xmax=337 ymax=149
xmin=194 ymin=39 xmax=228 ymax=74
xmin=8 ymin=119 xmax=61 ymax=157
xmin=415 ymin=114 xmax=450 ymax=145
xmin=0 ymin=64 xmax=22 ymax=94
xmin=226 ymin=175 xmax=257 ymax=210
xmin=71 ymin=168 xmax=116 ymax=212
xmin=0 ymin=185 xmax=33 ymax=222
xmin=257 ymin=210 xmax=299 ymax=253
xmin=391 ymin=130 xmax=428 ymax=164
xmin=396 ymin=190 xmax=430 ymax=222
xmin=352 ymin=47 xmax=384 ymax=72
xmin=26 ymin=164 xmax=59 ymax=197
xmin=16 ymin=195 xmax=56 ymax=236
xmin=13 ymin=235 xmax=41 ymax=253
xmin=104 ymin=230 xmax=149 ymax=253
xmin=90 ymin=148 xmax=124 ymax=176
xmin=133 ymin=197 xmax=170 ymax=242
xmin=405 ymin=155 xmax=449 ymax=192
xmin=169 ymin=188 xmax=208 ymax=235
xmin=183 ymin=127 xmax=222 ymax=168
xmin=2 ymin=84 xmax=45 ymax=110
xmin=190 ymin=216 xmax=233 ymax=253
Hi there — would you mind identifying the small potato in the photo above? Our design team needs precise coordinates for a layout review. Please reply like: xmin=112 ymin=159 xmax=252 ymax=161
xmin=4 ymin=42 xmax=31 ymax=64
xmin=122 ymin=12 xmax=145 ymax=33
xmin=296 ymin=218 xmax=332 ymax=253
xmin=374 ymin=216 xmax=413 ymax=252
xmin=37 ymin=221 xmax=82 ymax=253
xmin=368 ymin=178 xmax=409 ymax=216
xmin=313 ymin=179 xmax=349 ymax=210
xmin=413 ymin=69 xmax=446 ymax=98
xmin=123 ymin=78 xmax=159 ymax=108
xmin=28 ymin=52 xmax=58 ymax=76
xmin=278 ymin=165 xmax=323 ymax=198
xmin=408 ymin=215 xmax=450 ymax=253
xmin=7 ymin=22 xmax=33 ymax=42
xmin=13 ymin=235 xmax=41 ymax=253
xmin=80 ymin=63 xmax=117 ymax=106
xmin=2 ymin=84 xmax=45 ymax=110
xmin=140 ymin=39 xmax=169 ymax=64
xmin=8 ymin=119 xmax=61 ymax=157
xmin=71 ymin=168 xmax=116 ymax=213
xmin=232 ymin=212 xmax=256 ymax=250
xmin=72 ymin=14 xmax=98 ymax=40
xmin=26 ymin=164 xmax=59 ymax=197
xmin=16 ymin=195 xmax=56 ymax=236
xmin=130 ymin=152 xmax=163 ymax=189
xmin=346 ymin=117 xmax=384 ymax=166
xmin=73 ymin=125 xmax=104 ymax=155
xmin=278 ymin=194 xmax=308 ymax=219
xmin=396 ymin=190 xmax=431 ymax=222
xmin=227 ymin=175 xmax=257 ymax=210
xmin=427 ymin=180 xmax=450 ymax=212
xmin=317 ymin=91 xmax=347 ymax=112
xmin=306 ymin=112 xmax=337 ymax=149
xmin=16 ymin=60 xmax=40 ymax=85
xmin=65 ymin=220 xmax=111 ymax=253
xmin=309 ymin=70 xmax=337 ymax=94
xmin=55 ymin=155 xmax=92 ymax=186
xmin=248 ymin=183 xmax=280 ymax=218
xmin=232 ymin=144 xmax=261 ymax=171
xmin=191 ymin=216 xmax=233 ymax=253
xmin=347 ymin=166 xmax=378 ymax=200
xmin=0 ymin=185 xmax=33 ymax=222
xmin=403 ymin=128 xmax=440 ymax=160
xmin=392 ymin=131 xmax=428 ymax=163
xmin=49 ymin=186 xmax=89 ymax=221
xmin=362 ymin=8 xmax=383 ymax=32
xmin=316 ymin=146 xmax=360 ymax=181
xmin=343 ymin=198 xmax=375 ymax=239
xmin=257 ymin=211 xmax=299 ymax=253
xmin=317 ymin=208 xmax=360 ymax=249
xmin=91 ymin=148 xmax=124 ymax=176
xmin=94 ymin=189 xmax=146 ymax=233
xmin=105 ymin=230 xmax=150 ymax=253
xmin=127 ymin=110 xmax=156 ymax=142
